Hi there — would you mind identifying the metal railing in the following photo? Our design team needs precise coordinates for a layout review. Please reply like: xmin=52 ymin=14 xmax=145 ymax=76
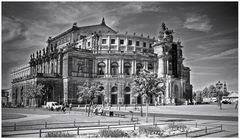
xmin=2 ymin=122 xmax=139 ymax=137
xmin=2 ymin=120 xmax=137 ymax=132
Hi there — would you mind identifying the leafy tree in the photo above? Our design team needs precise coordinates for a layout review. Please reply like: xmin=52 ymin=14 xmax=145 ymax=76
xmin=195 ymin=91 xmax=203 ymax=103
xmin=208 ymin=85 xmax=217 ymax=97
xmin=202 ymin=87 xmax=209 ymax=98
xmin=77 ymin=81 xmax=103 ymax=117
xmin=223 ymin=91 xmax=230 ymax=96
xmin=23 ymin=83 xmax=45 ymax=107
xmin=132 ymin=69 xmax=165 ymax=122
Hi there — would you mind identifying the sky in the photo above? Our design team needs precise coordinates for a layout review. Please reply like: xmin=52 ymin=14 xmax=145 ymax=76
xmin=2 ymin=2 xmax=238 ymax=92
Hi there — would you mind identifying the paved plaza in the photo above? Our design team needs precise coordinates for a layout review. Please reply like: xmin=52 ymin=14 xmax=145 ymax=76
xmin=2 ymin=104 xmax=238 ymax=137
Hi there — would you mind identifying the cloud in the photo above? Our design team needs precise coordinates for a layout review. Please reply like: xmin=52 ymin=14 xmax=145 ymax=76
xmin=183 ymin=14 xmax=213 ymax=32
xmin=186 ymin=48 xmax=238 ymax=63
xmin=184 ymin=28 xmax=237 ymax=43
xmin=2 ymin=16 xmax=28 ymax=43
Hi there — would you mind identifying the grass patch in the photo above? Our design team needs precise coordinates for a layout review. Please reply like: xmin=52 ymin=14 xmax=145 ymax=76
xmin=2 ymin=113 xmax=26 ymax=120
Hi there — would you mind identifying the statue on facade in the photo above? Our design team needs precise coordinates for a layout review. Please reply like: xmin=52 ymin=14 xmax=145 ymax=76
xmin=43 ymin=48 xmax=45 ymax=55
xmin=158 ymin=22 xmax=174 ymax=43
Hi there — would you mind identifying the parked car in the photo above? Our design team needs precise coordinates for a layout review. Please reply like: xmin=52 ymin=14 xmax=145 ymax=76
xmin=46 ymin=102 xmax=63 ymax=111
xmin=202 ymin=98 xmax=211 ymax=104
xmin=210 ymin=97 xmax=217 ymax=102
xmin=221 ymin=96 xmax=231 ymax=104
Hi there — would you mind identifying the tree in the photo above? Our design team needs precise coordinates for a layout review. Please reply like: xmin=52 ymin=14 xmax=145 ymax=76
xmin=208 ymin=85 xmax=217 ymax=97
xmin=132 ymin=69 xmax=165 ymax=122
xmin=195 ymin=91 xmax=203 ymax=103
xmin=202 ymin=87 xmax=209 ymax=98
xmin=23 ymin=83 xmax=45 ymax=107
xmin=77 ymin=81 xmax=103 ymax=117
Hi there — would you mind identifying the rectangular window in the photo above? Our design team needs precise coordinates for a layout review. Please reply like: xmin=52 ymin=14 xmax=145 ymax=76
xmin=149 ymin=43 xmax=152 ymax=48
xmin=128 ymin=40 xmax=132 ymax=45
xmin=143 ymin=42 xmax=146 ymax=47
xmin=88 ymin=42 xmax=90 ymax=46
xmin=102 ymin=39 xmax=107 ymax=44
xmin=120 ymin=39 xmax=124 ymax=45
xmin=136 ymin=41 xmax=140 ymax=46
xmin=111 ymin=39 xmax=115 ymax=44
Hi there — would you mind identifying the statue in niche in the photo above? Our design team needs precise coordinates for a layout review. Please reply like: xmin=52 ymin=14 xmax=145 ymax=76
xmin=77 ymin=61 xmax=83 ymax=73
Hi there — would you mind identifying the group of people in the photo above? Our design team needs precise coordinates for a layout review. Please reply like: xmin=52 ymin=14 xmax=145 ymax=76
xmin=93 ymin=105 xmax=104 ymax=115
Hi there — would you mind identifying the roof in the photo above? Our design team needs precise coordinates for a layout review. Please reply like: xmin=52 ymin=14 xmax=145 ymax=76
xmin=50 ymin=18 xmax=117 ymax=42
xmin=228 ymin=92 xmax=238 ymax=98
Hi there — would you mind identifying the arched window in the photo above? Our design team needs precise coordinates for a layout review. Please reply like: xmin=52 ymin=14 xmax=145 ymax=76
xmin=148 ymin=63 xmax=154 ymax=71
xmin=111 ymin=86 xmax=118 ymax=92
xmin=136 ymin=63 xmax=143 ymax=75
xmin=124 ymin=62 xmax=131 ymax=75
xmin=97 ymin=62 xmax=106 ymax=75
xmin=125 ymin=87 xmax=131 ymax=92
xmin=111 ymin=62 xmax=119 ymax=75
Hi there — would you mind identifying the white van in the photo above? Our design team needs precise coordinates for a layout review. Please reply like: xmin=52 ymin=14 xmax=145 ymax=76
xmin=46 ymin=102 xmax=62 ymax=110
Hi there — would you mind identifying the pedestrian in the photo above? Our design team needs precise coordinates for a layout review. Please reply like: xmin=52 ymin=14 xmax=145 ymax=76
xmin=69 ymin=103 xmax=72 ymax=113
xmin=62 ymin=104 xmax=66 ymax=113
xmin=235 ymin=100 xmax=238 ymax=110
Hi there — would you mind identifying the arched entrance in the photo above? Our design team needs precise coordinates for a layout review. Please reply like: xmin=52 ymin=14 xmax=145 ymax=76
xmin=174 ymin=84 xmax=179 ymax=103
xmin=124 ymin=87 xmax=131 ymax=104
xmin=15 ymin=88 xmax=18 ymax=105
xmin=136 ymin=63 xmax=143 ymax=75
xmin=42 ymin=85 xmax=54 ymax=104
xmin=137 ymin=95 xmax=142 ymax=104
xmin=97 ymin=86 xmax=104 ymax=104
xmin=111 ymin=86 xmax=118 ymax=104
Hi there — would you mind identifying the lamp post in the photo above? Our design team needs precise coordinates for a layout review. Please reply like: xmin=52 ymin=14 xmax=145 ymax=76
xmin=216 ymin=81 xmax=223 ymax=110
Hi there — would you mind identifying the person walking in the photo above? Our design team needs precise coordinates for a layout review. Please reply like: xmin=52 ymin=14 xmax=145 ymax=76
xmin=235 ymin=100 xmax=238 ymax=110
xmin=69 ymin=103 xmax=72 ymax=113
xmin=217 ymin=91 xmax=223 ymax=110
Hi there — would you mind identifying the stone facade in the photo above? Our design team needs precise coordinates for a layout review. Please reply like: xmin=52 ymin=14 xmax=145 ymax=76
xmin=11 ymin=18 xmax=192 ymax=106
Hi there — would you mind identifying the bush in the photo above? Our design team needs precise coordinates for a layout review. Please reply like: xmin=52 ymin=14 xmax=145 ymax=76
xmin=138 ymin=125 xmax=163 ymax=136
xmin=98 ymin=129 xmax=129 ymax=138
xmin=168 ymin=123 xmax=187 ymax=131
xmin=45 ymin=131 xmax=75 ymax=137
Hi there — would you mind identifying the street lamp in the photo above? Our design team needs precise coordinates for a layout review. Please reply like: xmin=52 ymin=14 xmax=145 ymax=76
xmin=216 ymin=81 xmax=223 ymax=110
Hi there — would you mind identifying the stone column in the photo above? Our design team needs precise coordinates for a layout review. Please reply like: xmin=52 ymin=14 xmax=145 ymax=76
xmin=63 ymin=78 xmax=68 ymax=104
xmin=158 ymin=56 xmax=164 ymax=77
xmin=131 ymin=61 xmax=134 ymax=75
xmin=117 ymin=37 xmax=120 ymax=51
xmin=165 ymin=76 xmax=171 ymax=104
xmin=107 ymin=36 xmax=110 ymax=52
xmin=56 ymin=57 xmax=58 ymax=74
xmin=121 ymin=59 xmax=124 ymax=77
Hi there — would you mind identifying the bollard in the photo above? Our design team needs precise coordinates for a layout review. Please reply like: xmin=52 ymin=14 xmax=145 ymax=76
xmin=77 ymin=127 xmax=79 ymax=135
xmin=134 ymin=123 xmax=136 ymax=130
xmin=98 ymin=120 xmax=100 ymax=126
xmin=118 ymin=120 xmax=120 ymax=125
xmin=205 ymin=127 xmax=207 ymax=134
xmin=186 ymin=130 xmax=188 ymax=137
xmin=195 ymin=122 xmax=197 ymax=128
xmin=39 ymin=129 xmax=42 ymax=138
xmin=74 ymin=121 xmax=76 ymax=127
xmin=108 ymin=125 xmax=110 ymax=130
xmin=14 ymin=123 xmax=16 ymax=131
xmin=220 ymin=124 xmax=223 ymax=131
xmin=45 ymin=121 xmax=47 ymax=128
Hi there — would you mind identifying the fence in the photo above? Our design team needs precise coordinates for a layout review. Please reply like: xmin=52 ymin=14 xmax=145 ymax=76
xmin=2 ymin=122 xmax=139 ymax=137
xmin=2 ymin=120 xmax=139 ymax=132
xmin=185 ymin=124 xmax=223 ymax=137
